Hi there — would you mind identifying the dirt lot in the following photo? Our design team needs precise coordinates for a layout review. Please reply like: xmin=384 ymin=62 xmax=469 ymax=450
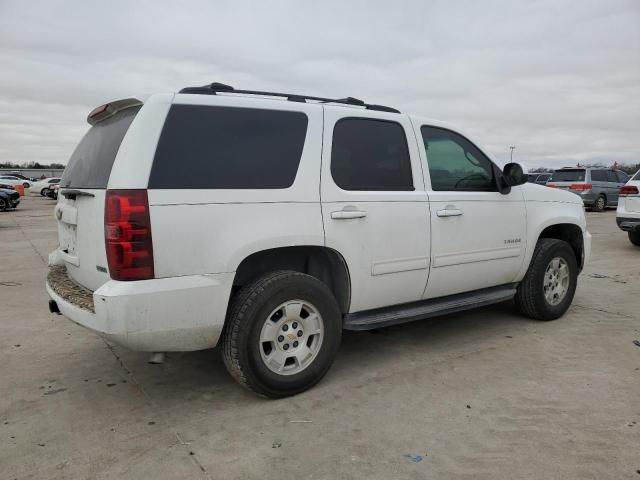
xmin=1 ymin=195 xmax=639 ymax=479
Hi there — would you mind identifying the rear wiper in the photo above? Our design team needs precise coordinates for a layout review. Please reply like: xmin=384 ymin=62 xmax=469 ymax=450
xmin=60 ymin=189 xmax=95 ymax=198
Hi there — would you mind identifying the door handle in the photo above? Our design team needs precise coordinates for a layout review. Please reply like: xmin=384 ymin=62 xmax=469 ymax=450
xmin=331 ymin=209 xmax=367 ymax=219
xmin=436 ymin=207 xmax=463 ymax=217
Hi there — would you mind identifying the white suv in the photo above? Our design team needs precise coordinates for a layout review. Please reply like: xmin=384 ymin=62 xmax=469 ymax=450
xmin=616 ymin=170 xmax=640 ymax=246
xmin=47 ymin=83 xmax=591 ymax=397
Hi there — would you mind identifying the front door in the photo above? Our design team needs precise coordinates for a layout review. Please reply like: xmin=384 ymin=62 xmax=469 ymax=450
xmin=416 ymin=124 xmax=527 ymax=299
xmin=321 ymin=107 xmax=430 ymax=313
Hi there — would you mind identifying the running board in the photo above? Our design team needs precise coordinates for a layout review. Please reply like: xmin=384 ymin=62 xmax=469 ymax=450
xmin=343 ymin=284 xmax=517 ymax=331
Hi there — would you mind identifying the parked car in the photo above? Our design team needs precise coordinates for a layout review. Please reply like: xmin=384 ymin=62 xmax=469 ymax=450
xmin=616 ymin=170 xmax=640 ymax=246
xmin=0 ymin=183 xmax=16 ymax=191
xmin=547 ymin=167 xmax=630 ymax=211
xmin=31 ymin=177 xmax=61 ymax=196
xmin=527 ymin=173 xmax=551 ymax=185
xmin=0 ymin=188 xmax=20 ymax=211
xmin=0 ymin=175 xmax=32 ymax=189
xmin=7 ymin=172 xmax=36 ymax=182
xmin=46 ymin=84 xmax=591 ymax=397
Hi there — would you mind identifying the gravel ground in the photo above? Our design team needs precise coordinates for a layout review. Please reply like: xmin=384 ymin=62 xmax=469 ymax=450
xmin=1 ymin=195 xmax=639 ymax=479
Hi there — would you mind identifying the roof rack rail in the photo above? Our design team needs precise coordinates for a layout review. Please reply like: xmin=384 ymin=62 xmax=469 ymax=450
xmin=178 ymin=83 xmax=400 ymax=113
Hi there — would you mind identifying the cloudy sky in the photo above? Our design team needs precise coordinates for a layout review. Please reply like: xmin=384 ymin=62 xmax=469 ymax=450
xmin=1 ymin=0 xmax=639 ymax=170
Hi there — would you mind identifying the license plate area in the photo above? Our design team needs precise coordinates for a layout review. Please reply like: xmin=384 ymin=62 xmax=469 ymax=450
xmin=56 ymin=203 xmax=80 ymax=265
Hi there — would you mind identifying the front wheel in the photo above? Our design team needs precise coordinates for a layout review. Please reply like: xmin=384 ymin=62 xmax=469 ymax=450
xmin=222 ymin=271 xmax=342 ymax=398
xmin=41 ymin=188 xmax=49 ymax=196
xmin=0 ymin=198 xmax=7 ymax=212
xmin=515 ymin=238 xmax=578 ymax=320
xmin=629 ymin=231 xmax=640 ymax=247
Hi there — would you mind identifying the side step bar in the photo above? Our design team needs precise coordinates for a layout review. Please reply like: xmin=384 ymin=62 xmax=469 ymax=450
xmin=343 ymin=284 xmax=517 ymax=331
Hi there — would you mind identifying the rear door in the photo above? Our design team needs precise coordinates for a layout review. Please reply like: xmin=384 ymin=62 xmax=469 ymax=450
xmin=320 ymin=108 xmax=430 ymax=313
xmin=56 ymin=102 xmax=142 ymax=291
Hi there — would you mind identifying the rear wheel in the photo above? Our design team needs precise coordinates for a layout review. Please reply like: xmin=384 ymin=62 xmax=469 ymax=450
xmin=592 ymin=194 xmax=606 ymax=212
xmin=41 ymin=188 xmax=49 ymax=196
xmin=515 ymin=238 xmax=578 ymax=320
xmin=222 ymin=271 xmax=342 ymax=398
xmin=629 ymin=231 xmax=640 ymax=247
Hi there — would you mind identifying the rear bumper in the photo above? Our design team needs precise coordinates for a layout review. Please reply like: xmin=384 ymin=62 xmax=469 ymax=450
xmin=46 ymin=265 xmax=234 ymax=351
xmin=616 ymin=216 xmax=640 ymax=232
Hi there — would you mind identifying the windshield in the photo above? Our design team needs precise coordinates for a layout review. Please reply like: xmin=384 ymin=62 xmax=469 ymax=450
xmin=549 ymin=169 xmax=586 ymax=182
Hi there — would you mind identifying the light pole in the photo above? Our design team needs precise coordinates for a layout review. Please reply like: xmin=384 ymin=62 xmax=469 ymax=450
xmin=509 ymin=146 xmax=516 ymax=162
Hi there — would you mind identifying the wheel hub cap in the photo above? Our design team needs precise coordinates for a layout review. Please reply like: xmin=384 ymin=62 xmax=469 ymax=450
xmin=259 ymin=300 xmax=324 ymax=375
xmin=543 ymin=257 xmax=570 ymax=306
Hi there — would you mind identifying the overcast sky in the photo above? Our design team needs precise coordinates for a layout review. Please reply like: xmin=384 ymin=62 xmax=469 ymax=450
xmin=1 ymin=0 xmax=639 ymax=170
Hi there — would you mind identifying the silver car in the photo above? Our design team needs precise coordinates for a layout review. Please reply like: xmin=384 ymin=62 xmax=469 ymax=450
xmin=548 ymin=168 xmax=631 ymax=212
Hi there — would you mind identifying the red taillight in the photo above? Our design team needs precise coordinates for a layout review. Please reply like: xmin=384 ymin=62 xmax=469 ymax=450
xmin=569 ymin=183 xmax=592 ymax=191
xmin=546 ymin=184 xmax=557 ymax=188
xmin=105 ymin=189 xmax=154 ymax=281
xmin=619 ymin=185 xmax=639 ymax=196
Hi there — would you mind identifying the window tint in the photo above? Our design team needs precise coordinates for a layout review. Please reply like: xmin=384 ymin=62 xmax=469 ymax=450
xmin=330 ymin=118 xmax=413 ymax=191
xmin=549 ymin=169 xmax=585 ymax=182
xmin=632 ymin=170 xmax=640 ymax=181
xmin=615 ymin=171 xmax=629 ymax=183
xmin=150 ymin=105 xmax=308 ymax=189
xmin=420 ymin=126 xmax=496 ymax=191
xmin=61 ymin=106 xmax=140 ymax=189
xmin=606 ymin=170 xmax=617 ymax=182
xmin=49 ymin=178 xmax=61 ymax=184
xmin=590 ymin=170 xmax=606 ymax=182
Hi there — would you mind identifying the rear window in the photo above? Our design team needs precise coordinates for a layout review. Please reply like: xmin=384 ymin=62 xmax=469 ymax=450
xmin=149 ymin=105 xmax=308 ymax=189
xmin=549 ymin=169 xmax=585 ymax=182
xmin=61 ymin=106 xmax=140 ymax=189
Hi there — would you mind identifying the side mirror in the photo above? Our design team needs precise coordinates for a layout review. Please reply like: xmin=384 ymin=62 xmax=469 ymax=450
xmin=503 ymin=163 xmax=527 ymax=187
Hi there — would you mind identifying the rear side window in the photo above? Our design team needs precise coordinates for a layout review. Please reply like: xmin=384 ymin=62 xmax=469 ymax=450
xmin=633 ymin=170 xmax=640 ymax=181
xmin=549 ymin=169 xmax=585 ymax=182
xmin=590 ymin=170 xmax=606 ymax=181
xmin=61 ymin=106 xmax=140 ymax=189
xmin=330 ymin=118 xmax=413 ymax=191
xmin=149 ymin=105 xmax=308 ymax=189
xmin=616 ymin=171 xmax=629 ymax=183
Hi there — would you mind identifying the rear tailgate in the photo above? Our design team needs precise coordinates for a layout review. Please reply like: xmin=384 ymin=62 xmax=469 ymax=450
xmin=547 ymin=169 xmax=587 ymax=190
xmin=56 ymin=102 xmax=141 ymax=291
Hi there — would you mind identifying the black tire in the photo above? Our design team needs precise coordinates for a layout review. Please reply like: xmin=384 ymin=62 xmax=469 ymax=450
xmin=0 ymin=198 xmax=7 ymax=212
xmin=222 ymin=271 xmax=342 ymax=398
xmin=41 ymin=188 xmax=49 ymax=196
xmin=629 ymin=231 xmax=640 ymax=247
xmin=515 ymin=238 xmax=578 ymax=320
xmin=592 ymin=195 xmax=606 ymax=212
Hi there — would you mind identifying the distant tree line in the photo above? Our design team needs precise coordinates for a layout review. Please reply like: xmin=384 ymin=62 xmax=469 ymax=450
xmin=529 ymin=162 xmax=639 ymax=175
xmin=0 ymin=161 xmax=65 ymax=169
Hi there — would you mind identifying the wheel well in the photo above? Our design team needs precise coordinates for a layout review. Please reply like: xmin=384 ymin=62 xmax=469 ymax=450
xmin=233 ymin=246 xmax=351 ymax=313
xmin=539 ymin=224 xmax=584 ymax=270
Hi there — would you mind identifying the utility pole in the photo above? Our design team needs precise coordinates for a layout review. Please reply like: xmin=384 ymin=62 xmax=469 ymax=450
xmin=509 ymin=146 xmax=516 ymax=162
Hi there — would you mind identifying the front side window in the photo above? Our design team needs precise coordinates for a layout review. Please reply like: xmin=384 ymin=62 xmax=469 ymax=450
xmin=330 ymin=118 xmax=413 ymax=191
xmin=420 ymin=126 xmax=496 ymax=191
xmin=590 ymin=170 xmax=606 ymax=182
xmin=606 ymin=170 xmax=617 ymax=182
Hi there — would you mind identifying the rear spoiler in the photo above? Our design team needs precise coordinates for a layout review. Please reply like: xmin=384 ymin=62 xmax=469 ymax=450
xmin=87 ymin=98 xmax=143 ymax=125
